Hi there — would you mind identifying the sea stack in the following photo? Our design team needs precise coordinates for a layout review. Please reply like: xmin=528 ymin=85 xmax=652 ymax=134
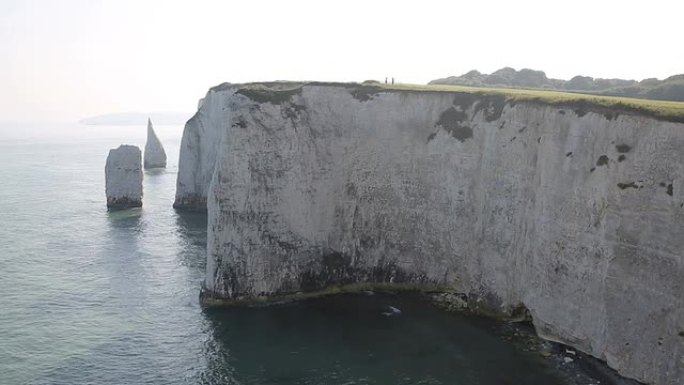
xmin=144 ymin=118 xmax=167 ymax=169
xmin=105 ymin=145 xmax=143 ymax=209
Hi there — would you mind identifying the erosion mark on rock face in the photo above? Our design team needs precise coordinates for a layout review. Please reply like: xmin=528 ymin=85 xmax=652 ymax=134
xmin=616 ymin=144 xmax=632 ymax=153
xmin=426 ymin=132 xmax=437 ymax=143
xmin=618 ymin=155 xmax=626 ymax=162
xmin=452 ymin=92 xmax=507 ymax=122
xmin=482 ymin=95 xmax=507 ymax=122
xmin=297 ymin=252 xmax=427 ymax=292
xmin=436 ymin=107 xmax=472 ymax=142
xmin=574 ymin=108 xmax=588 ymax=117
xmin=371 ymin=259 xmax=427 ymax=283
xmin=349 ymin=85 xmax=383 ymax=102
xmin=345 ymin=182 xmax=357 ymax=197
xmin=236 ymin=86 xmax=302 ymax=105
xmin=590 ymin=167 xmax=596 ymax=173
xmin=596 ymin=155 xmax=609 ymax=167
xmin=283 ymin=104 xmax=306 ymax=122
xmin=604 ymin=111 xmax=618 ymax=120
xmin=452 ymin=93 xmax=480 ymax=111
xmin=566 ymin=152 xmax=573 ymax=157
xmin=617 ymin=182 xmax=639 ymax=190
xmin=667 ymin=183 xmax=673 ymax=196
xmin=219 ymin=265 xmax=243 ymax=298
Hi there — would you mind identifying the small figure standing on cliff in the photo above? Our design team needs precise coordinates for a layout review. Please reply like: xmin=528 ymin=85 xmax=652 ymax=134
xmin=385 ymin=77 xmax=388 ymax=84
xmin=392 ymin=77 xmax=395 ymax=85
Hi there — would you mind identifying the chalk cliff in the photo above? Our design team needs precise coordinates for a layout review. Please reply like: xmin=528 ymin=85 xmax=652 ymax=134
xmin=173 ymin=85 xmax=238 ymax=209
xmin=105 ymin=144 xmax=143 ymax=208
xmin=177 ymin=82 xmax=683 ymax=385
xmin=144 ymin=118 xmax=167 ymax=169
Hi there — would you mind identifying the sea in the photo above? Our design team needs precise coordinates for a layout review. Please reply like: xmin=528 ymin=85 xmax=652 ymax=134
xmin=0 ymin=122 xmax=573 ymax=384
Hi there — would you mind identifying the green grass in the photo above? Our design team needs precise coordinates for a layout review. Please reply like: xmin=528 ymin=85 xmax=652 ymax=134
xmin=375 ymin=83 xmax=684 ymax=123
xmin=227 ymin=81 xmax=684 ymax=123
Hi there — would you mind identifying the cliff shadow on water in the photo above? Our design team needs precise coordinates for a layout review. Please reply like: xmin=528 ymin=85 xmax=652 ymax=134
xmin=103 ymin=208 xmax=146 ymax=296
xmin=105 ymin=208 xmax=143 ymax=245
xmin=174 ymin=211 xmax=208 ymax=271
xmin=199 ymin=292 xmax=572 ymax=385
xmin=144 ymin=168 xmax=168 ymax=178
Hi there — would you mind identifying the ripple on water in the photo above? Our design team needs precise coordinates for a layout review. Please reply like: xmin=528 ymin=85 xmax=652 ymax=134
xmin=1 ymin=123 xmax=576 ymax=385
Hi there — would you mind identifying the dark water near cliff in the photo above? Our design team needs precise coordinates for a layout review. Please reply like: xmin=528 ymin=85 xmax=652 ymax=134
xmin=0 ymin=122 xmax=568 ymax=384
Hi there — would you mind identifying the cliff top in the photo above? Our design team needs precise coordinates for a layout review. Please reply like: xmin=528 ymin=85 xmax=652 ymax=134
xmin=209 ymin=81 xmax=684 ymax=124
xmin=429 ymin=67 xmax=684 ymax=103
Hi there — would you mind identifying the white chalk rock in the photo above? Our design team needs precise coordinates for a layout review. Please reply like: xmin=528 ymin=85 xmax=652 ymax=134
xmin=174 ymin=83 xmax=238 ymax=209
xmin=144 ymin=118 xmax=167 ymax=169
xmin=105 ymin=145 xmax=143 ymax=209
xmin=179 ymin=82 xmax=684 ymax=385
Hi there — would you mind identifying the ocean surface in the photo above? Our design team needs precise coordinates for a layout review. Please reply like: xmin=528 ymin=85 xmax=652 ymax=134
xmin=0 ymin=122 xmax=569 ymax=385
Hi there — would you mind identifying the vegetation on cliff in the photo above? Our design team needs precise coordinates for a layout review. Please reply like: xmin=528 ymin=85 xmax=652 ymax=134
xmin=429 ymin=67 xmax=684 ymax=102
xmin=232 ymin=81 xmax=684 ymax=124
xmin=383 ymin=83 xmax=684 ymax=123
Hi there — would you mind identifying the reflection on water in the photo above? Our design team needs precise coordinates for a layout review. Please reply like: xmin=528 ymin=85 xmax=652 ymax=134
xmin=200 ymin=293 xmax=566 ymax=385
xmin=106 ymin=207 xmax=143 ymax=231
xmin=1 ymin=123 xmax=576 ymax=385
xmin=175 ymin=211 xmax=208 ymax=271
xmin=144 ymin=168 xmax=168 ymax=178
xmin=175 ymin=211 xmax=208 ymax=245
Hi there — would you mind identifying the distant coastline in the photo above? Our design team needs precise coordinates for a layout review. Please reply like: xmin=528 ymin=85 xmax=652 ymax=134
xmin=80 ymin=112 xmax=192 ymax=125
xmin=430 ymin=67 xmax=684 ymax=102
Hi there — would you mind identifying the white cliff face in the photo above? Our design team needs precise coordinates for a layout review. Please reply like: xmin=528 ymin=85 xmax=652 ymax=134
xmin=144 ymin=118 xmax=167 ymax=169
xmin=174 ymin=84 xmax=237 ymax=209
xmin=181 ymin=83 xmax=683 ymax=385
xmin=105 ymin=145 xmax=143 ymax=208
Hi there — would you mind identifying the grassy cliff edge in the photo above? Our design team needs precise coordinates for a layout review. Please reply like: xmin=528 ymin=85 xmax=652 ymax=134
xmin=218 ymin=81 xmax=684 ymax=124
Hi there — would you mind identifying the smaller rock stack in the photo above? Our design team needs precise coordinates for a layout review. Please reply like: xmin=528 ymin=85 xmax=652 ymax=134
xmin=144 ymin=118 xmax=167 ymax=169
xmin=105 ymin=145 xmax=143 ymax=209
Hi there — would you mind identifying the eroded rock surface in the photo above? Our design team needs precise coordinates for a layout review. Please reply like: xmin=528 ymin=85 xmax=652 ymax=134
xmin=105 ymin=145 xmax=142 ymax=209
xmin=144 ymin=118 xmax=167 ymax=169
xmin=178 ymin=82 xmax=683 ymax=385
xmin=174 ymin=87 xmax=234 ymax=209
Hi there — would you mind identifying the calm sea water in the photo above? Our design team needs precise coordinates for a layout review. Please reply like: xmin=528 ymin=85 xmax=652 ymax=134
xmin=0 ymin=122 xmax=568 ymax=385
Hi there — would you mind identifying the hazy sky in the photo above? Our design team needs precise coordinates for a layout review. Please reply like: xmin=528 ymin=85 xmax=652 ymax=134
xmin=1 ymin=0 xmax=682 ymax=122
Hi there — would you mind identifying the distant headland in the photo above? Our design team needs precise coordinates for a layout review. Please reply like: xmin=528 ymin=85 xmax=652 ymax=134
xmin=430 ymin=67 xmax=684 ymax=102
